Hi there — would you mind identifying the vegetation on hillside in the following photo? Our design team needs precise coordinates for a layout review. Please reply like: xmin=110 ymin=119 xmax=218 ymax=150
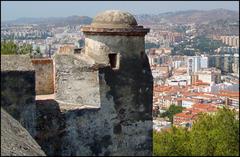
xmin=192 ymin=36 xmax=227 ymax=54
xmin=173 ymin=36 xmax=227 ymax=56
xmin=154 ymin=108 xmax=239 ymax=156
xmin=1 ymin=40 xmax=32 ymax=55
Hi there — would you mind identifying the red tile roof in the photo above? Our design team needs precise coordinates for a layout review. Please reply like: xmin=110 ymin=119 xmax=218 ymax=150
xmin=174 ymin=112 xmax=195 ymax=119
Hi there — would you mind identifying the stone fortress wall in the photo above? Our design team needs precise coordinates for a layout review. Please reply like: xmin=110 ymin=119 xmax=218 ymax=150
xmin=54 ymin=54 xmax=101 ymax=107
xmin=1 ymin=55 xmax=36 ymax=137
xmin=1 ymin=10 xmax=153 ymax=156
xmin=31 ymin=59 xmax=54 ymax=95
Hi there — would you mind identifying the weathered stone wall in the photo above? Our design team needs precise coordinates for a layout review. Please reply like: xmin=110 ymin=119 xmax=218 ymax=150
xmin=32 ymin=59 xmax=54 ymax=95
xmin=35 ymin=65 xmax=152 ymax=156
xmin=1 ymin=55 xmax=36 ymax=136
xmin=35 ymin=100 xmax=66 ymax=155
xmin=37 ymin=46 xmax=153 ymax=155
xmin=54 ymin=54 xmax=101 ymax=107
xmin=60 ymin=64 xmax=153 ymax=156
xmin=1 ymin=108 xmax=46 ymax=156
xmin=43 ymin=31 xmax=153 ymax=155
xmin=84 ymin=35 xmax=145 ymax=65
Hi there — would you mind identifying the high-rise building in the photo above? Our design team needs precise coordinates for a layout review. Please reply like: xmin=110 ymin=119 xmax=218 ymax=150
xmin=220 ymin=36 xmax=239 ymax=47
xmin=223 ymin=54 xmax=233 ymax=73
xmin=215 ymin=55 xmax=224 ymax=71
xmin=208 ymin=55 xmax=216 ymax=68
xmin=232 ymin=53 xmax=239 ymax=74
xmin=215 ymin=47 xmax=239 ymax=54
xmin=191 ymin=74 xmax=199 ymax=84
xmin=196 ymin=68 xmax=221 ymax=84
xmin=208 ymin=54 xmax=235 ymax=74
xmin=200 ymin=56 xmax=208 ymax=69
xmin=187 ymin=56 xmax=201 ymax=75
xmin=173 ymin=60 xmax=184 ymax=69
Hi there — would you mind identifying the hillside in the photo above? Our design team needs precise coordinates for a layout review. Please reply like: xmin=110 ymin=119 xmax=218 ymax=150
xmin=3 ymin=9 xmax=239 ymax=26
xmin=3 ymin=15 xmax=92 ymax=26
xmin=135 ymin=9 xmax=239 ymax=24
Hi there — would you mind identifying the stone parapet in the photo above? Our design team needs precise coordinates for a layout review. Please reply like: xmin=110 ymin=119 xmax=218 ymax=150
xmin=31 ymin=58 xmax=54 ymax=95
xmin=1 ymin=55 xmax=34 ymax=71
xmin=54 ymin=53 xmax=101 ymax=107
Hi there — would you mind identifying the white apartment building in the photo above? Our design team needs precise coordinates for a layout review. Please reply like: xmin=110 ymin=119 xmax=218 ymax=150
xmin=187 ymin=56 xmax=201 ymax=75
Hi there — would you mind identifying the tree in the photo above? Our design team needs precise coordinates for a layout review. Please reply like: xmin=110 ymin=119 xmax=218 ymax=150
xmin=31 ymin=46 xmax=43 ymax=58
xmin=160 ymin=104 xmax=185 ymax=123
xmin=190 ymin=108 xmax=239 ymax=156
xmin=154 ymin=108 xmax=239 ymax=156
xmin=1 ymin=40 xmax=17 ymax=55
xmin=36 ymin=46 xmax=41 ymax=54
xmin=192 ymin=36 xmax=227 ymax=55
xmin=1 ymin=40 xmax=32 ymax=55
xmin=153 ymin=127 xmax=190 ymax=156
xmin=190 ymin=113 xmax=216 ymax=156
xmin=18 ymin=43 xmax=33 ymax=55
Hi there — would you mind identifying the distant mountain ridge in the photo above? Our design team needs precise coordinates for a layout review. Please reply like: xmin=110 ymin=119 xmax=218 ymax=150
xmin=3 ymin=15 xmax=92 ymax=26
xmin=135 ymin=8 xmax=239 ymax=24
xmin=2 ymin=9 xmax=239 ymax=26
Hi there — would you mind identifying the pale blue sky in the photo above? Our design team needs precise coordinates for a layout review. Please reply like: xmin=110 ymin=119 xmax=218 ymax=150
xmin=1 ymin=1 xmax=239 ymax=21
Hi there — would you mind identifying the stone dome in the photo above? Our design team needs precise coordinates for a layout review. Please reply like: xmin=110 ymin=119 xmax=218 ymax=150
xmin=91 ymin=10 xmax=138 ymax=28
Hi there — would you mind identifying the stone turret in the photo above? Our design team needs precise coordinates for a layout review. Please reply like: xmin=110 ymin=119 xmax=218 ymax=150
xmin=81 ymin=10 xmax=149 ymax=67
xmin=53 ymin=10 xmax=153 ymax=156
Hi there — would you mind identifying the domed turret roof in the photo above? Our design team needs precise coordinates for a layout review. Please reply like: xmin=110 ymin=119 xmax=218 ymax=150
xmin=91 ymin=10 xmax=138 ymax=28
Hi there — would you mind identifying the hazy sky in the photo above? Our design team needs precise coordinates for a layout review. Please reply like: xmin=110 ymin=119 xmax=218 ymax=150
xmin=1 ymin=1 xmax=239 ymax=21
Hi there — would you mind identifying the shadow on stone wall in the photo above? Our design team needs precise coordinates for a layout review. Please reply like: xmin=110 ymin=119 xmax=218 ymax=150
xmin=1 ymin=71 xmax=36 ymax=136
xmin=35 ymin=99 xmax=65 ymax=155
xmin=35 ymin=99 xmax=101 ymax=156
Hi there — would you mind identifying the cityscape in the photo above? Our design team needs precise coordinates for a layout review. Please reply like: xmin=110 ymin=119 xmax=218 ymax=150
xmin=1 ymin=1 xmax=239 ymax=156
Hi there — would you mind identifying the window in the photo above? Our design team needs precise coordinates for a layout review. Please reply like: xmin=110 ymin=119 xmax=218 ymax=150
xmin=108 ymin=53 xmax=118 ymax=69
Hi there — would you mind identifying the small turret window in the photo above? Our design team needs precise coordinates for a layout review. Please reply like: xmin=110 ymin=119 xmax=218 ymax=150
xmin=108 ymin=53 xmax=119 ymax=70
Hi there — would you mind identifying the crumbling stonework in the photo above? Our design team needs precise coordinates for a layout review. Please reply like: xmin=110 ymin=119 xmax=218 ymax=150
xmin=32 ymin=59 xmax=54 ymax=95
xmin=54 ymin=54 xmax=101 ymax=107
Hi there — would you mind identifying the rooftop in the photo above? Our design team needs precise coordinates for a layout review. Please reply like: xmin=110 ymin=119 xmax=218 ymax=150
xmin=175 ymin=112 xmax=195 ymax=119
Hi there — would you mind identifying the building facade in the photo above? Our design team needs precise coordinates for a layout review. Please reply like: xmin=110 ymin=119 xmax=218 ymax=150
xmin=187 ymin=56 xmax=201 ymax=75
